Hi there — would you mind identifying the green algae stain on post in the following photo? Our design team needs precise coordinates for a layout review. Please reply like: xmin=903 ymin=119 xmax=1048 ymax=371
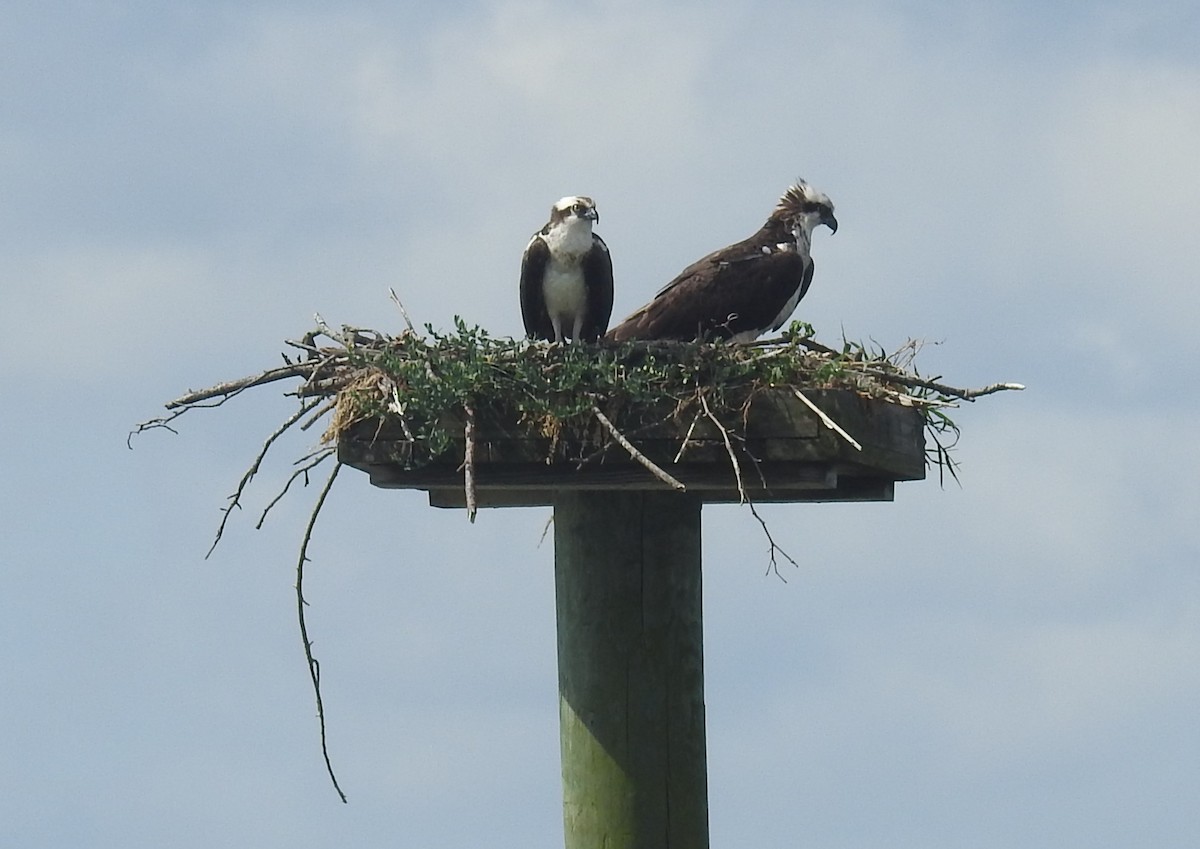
xmin=554 ymin=491 xmax=708 ymax=849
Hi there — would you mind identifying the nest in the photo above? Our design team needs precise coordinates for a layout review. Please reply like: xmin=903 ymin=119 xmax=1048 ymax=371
xmin=130 ymin=314 xmax=1027 ymax=567
xmin=135 ymin=317 xmax=1024 ymax=515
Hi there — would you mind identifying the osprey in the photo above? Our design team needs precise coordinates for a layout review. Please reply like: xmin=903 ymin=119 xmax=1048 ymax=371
xmin=520 ymin=196 xmax=614 ymax=343
xmin=606 ymin=180 xmax=837 ymax=343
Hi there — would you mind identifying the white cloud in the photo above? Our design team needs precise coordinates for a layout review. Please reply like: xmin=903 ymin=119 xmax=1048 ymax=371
xmin=1043 ymin=60 xmax=1200 ymax=335
xmin=3 ymin=246 xmax=213 ymax=376
xmin=345 ymin=1 xmax=715 ymax=174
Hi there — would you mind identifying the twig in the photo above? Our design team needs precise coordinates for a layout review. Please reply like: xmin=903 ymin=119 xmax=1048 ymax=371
xmin=313 ymin=313 xmax=340 ymax=345
xmin=284 ymin=337 xmax=323 ymax=355
xmin=166 ymin=364 xmax=314 ymax=409
xmin=744 ymin=346 xmax=794 ymax=364
xmin=697 ymin=393 xmax=796 ymax=575
xmin=892 ymin=392 xmax=958 ymax=409
xmin=731 ymin=430 xmax=771 ymax=491
xmin=314 ymin=315 xmax=369 ymax=352
xmin=127 ymin=407 xmax=189 ymax=447
xmin=747 ymin=500 xmax=800 ymax=581
xmin=206 ymin=399 xmax=323 ymax=559
xmin=256 ymin=448 xmax=335 ymax=529
xmin=792 ymin=388 xmax=862 ymax=451
xmin=673 ymin=409 xmax=703 ymax=464
xmin=699 ymin=393 xmax=744 ymax=504
xmin=956 ymin=381 xmax=1026 ymax=399
xmin=388 ymin=287 xmax=416 ymax=334
xmin=789 ymin=335 xmax=839 ymax=356
xmin=294 ymin=372 xmax=359 ymax=399
xmin=300 ymin=399 xmax=338 ymax=432
xmin=130 ymin=384 xmax=259 ymax=447
xmin=294 ymin=445 xmax=337 ymax=467
xmin=295 ymin=461 xmax=347 ymax=804
xmin=463 ymin=402 xmax=478 ymax=523
xmin=855 ymin=367 xmax=1024 ymax=401
xmin=296 ymin=351 xmax=345 ymax=397
xmin=590 ymin=405 xmax=686 ymax=491
xmin=753 ymin=334 xmax=1025 ymax=401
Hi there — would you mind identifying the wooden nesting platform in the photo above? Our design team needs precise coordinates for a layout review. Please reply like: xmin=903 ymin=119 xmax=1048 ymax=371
xmin=337 ymin=388 xmax=925 ymax=507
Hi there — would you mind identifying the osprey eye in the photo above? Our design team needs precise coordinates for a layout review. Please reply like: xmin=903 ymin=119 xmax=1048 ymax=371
xmin=573 ymin=203 xmax=585 ymax=214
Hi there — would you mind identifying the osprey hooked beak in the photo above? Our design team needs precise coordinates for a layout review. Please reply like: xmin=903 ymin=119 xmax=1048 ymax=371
xmin=821 ymin=209 xmax=838 ymax=234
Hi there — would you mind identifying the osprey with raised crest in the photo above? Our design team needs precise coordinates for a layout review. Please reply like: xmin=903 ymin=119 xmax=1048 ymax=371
xmin=606 ymin=180 xmax=837 ymax=343
xmin=520 ymin=196 xmax=614 ymax=343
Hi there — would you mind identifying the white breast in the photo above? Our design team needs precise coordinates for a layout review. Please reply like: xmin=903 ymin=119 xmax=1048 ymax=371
xmin=538 ymin=217 xmax=599 ymax=340
xmin=542 ymin=260 xmax=588 ymax=323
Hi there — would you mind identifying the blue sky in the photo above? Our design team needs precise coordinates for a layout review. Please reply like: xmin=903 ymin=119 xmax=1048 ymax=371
xmin=3 ymin=1 xmax=1198 ymax=846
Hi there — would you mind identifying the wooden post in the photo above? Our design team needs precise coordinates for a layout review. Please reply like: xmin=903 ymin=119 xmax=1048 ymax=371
xmin=553 ymin=490 xmax=708 ymax=849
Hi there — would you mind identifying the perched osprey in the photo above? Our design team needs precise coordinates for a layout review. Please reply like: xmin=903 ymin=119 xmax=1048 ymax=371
xmin=606 ymin=181 xmax=837 ymax=343
xmin=520 ymin=196 xmax=614 ymax=343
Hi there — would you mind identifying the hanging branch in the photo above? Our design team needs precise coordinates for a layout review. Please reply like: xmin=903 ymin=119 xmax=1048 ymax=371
xmin=699 ymin=393 xmax=744 ymax=504
xmin=206 ymin=398 xmax=324 ymax=559
xmin=256 ymin=448 xmax=335 ymax=530
xmin=698 ymin=393 xmax=798 ymax=577
xmin=295 ymin=461 xmax=347 ymax=803
xmin=748 ymin=500 xmax=801 ymax=581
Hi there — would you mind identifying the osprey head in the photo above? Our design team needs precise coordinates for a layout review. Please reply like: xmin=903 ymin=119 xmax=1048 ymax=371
xmin=773 ymin=179 xmax=837 ymax=238
xmin=549 ymin=195 xmax=600 ymax=226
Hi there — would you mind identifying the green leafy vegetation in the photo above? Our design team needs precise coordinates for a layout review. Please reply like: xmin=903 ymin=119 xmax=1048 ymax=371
xmin=324 ymin=317 xmax=984 ymax=475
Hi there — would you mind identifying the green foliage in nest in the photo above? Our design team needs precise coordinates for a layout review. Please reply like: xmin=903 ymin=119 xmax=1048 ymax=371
xmin=327 ymin=317 xmax=976 ymax=473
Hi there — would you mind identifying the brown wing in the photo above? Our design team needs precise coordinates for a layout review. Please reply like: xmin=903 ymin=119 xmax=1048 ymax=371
xmin=519 ymin=235 xmax=553 ymax=341
xmin=579 ymin=235 xmax=614 ymax=342
xmin=607 ymin=245 xmax=807 ymax=342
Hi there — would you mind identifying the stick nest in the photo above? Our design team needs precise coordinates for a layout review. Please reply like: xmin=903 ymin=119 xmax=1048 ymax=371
xmin=145 ymin=317 xmax=1018 ymax=469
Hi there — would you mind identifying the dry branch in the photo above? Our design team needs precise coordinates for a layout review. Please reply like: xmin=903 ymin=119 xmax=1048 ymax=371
xmin=294 ymin=461 xmax=347 ymax=803
xmin=206 ymin=398 xmax=324 ymax=559
xmin=167 ymin=363 xmax=317 ymax=409
xmin=389 ymin=287 xmax=416 ymax=334
xmin=256 ymin=449 xmax=335 ymax=530
xmin=591 ymin=405 xmax=686 ymax=492
xmin=748 ymin=500 xmax=801 ymax=580
xmin=699 ymin=393 xmax=744 ymax=504
xmin=673 ymin=409 xmax=704 ymax=464
xmin=792 ymin=388 xmax=862 ymax=451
